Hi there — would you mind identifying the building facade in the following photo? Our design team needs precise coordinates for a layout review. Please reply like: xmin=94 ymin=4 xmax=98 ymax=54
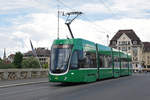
xmin=142 ymin=42 xmax=150 ymax=68
xmin=8 ymin=54 xmax=15 ymax=63
xmin=24 ymin=48 xmax=50 ymax=67
xmin=109 ymin=29 xmax=143 ymax=67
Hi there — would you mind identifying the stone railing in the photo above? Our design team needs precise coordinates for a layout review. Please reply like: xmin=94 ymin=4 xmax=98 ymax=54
xmin=0 ymin=69 xmax=49 ymax=80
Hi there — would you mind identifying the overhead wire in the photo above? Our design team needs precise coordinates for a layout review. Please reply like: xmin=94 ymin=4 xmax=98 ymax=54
xmin=56 ymin=0 xmax=76 ymax=11
xmin=99 ymin=0 xmax=116 ymax=17
xmin=55 ymin=0 xmax=111 ymax=35
xmin=98 ymin=0 xmax=127 ymax=30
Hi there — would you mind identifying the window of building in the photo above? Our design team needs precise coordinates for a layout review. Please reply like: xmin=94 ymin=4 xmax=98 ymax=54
xmin=133 ymin=57 xmax=138 ymax=61
xmin=147 ymin=56 xmax=150 ymax=64
xmin=112 ymin=41 xmax=116 ymax=45
xmin=128 ymin=41 xmax=130 ymax=45
xmin=123 ymin=37 xmax=126 ymax=40
xmin=133 ymin=48 xmax=138 ymax=56
xmin=129 ymin=62 xmax=132 ymax=68
xmin=122 ymin=47 xmax=127 ymax=51
xmin=128 ymin=47 xmax=130 ymax=50
xmin=133 ymin=41 xmax=137 ymax=45
xmin=122 ymin=41 xmax=126 ymax=45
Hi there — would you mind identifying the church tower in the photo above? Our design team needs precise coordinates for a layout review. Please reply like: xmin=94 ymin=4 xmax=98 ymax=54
xmin=3 ymin=48 xmax=6 ymax=60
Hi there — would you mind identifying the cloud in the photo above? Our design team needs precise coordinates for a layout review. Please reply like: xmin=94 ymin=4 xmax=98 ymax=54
xmin=0 ymin=0 xmax=57 ymax=14
xmin=78 ymin=3 xmax=108 ymax=14
xmin=1 ymin=11 xmax=150 ymax=58
xmin=110 ymin=0 xmax=150 ymax=18
xmin=1 ymin=0 xmax=150 ymax=58
xmin=77 ymin=0 xmax=150 ymax=19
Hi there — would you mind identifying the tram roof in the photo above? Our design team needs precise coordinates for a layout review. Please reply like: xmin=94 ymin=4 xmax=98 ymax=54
xmin=53 ymin=38 xmax=131 ymax=58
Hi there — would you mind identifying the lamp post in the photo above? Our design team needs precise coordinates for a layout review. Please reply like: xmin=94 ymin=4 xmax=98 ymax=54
xmin=107 ymin=34 xmax=109 ymax=46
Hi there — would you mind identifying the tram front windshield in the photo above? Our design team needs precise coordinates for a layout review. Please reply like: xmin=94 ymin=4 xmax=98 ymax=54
xmin=50 ymin=44 xmax=72 ymax=73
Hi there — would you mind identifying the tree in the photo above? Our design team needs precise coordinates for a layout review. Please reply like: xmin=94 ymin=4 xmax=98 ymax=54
xmin=43 ymin=63 xmax=48 ymax=69
xmin=22 ymin=57 xmax=40 ymax=68
xmin=0 ymin=57 xmax=2 ymax=64
xmin=13 ymin=52 xmax=23 ymax=68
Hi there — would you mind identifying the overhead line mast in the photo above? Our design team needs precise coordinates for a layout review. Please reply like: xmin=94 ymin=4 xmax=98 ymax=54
xmin=57 ymin=5 xmax=60 ymax=39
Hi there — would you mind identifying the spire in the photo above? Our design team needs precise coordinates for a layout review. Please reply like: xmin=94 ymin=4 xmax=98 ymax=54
xmin=3 ymin=48 xmax=6 ymax=60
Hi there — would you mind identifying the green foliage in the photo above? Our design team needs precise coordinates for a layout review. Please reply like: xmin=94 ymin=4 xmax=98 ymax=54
xmin=43 ymin=63 xmax=48 ymax=69
xmin=13 ymin=52 xmax=23 ymax=68
xmin=22 ymin=57 xmax=40 ymax=68
xmin=0 ymin=58 xmax=2 ymax=64
xmin=0 ymin=63 xmax=16 ymax=69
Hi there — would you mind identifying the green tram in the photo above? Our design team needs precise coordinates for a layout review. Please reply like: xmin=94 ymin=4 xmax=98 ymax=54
xmin=49 ymin=38 xmax=132 ymax=83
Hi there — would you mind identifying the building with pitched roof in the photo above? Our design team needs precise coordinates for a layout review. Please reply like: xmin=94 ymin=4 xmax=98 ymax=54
xmin=24 ymin=48 xmax=50 ymax=67
xmin=109 ymin=29 xmax=143 ymax=67
xmin=8 ymin=54 xmax=15 ymax=63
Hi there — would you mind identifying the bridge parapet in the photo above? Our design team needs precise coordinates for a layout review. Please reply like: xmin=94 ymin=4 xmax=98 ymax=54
xmin=0 ymin=69 xmax=48 ymax=80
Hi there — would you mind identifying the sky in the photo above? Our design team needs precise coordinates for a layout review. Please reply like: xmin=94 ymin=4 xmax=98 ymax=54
xmin=1 ymin=0 xmax=150 ymax=58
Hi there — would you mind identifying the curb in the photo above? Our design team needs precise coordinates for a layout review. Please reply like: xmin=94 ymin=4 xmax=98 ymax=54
xmin=0 ymin=81 xmax=48 ymax=88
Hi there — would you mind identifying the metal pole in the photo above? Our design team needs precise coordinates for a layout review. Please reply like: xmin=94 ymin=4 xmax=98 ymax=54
xmin=107 ymin=34 xmax=109 ymax=46
xmin=66 ymin=23 xmax=74 ymax=38
xmin=57 ymin=5 xmax=60 ymax=39
xmin=119 ymin=48 xmax=121 ymax=76
xmin=111 ymin=48 xmax=114 ymax=77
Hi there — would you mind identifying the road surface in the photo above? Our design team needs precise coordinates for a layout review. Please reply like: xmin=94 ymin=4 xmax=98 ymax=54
xmin=0 ymin=73 xmax=150 ymax=100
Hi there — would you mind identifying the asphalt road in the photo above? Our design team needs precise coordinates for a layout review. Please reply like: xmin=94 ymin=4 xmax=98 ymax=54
xmin=0 ymin=73 xmax=150 ymax=100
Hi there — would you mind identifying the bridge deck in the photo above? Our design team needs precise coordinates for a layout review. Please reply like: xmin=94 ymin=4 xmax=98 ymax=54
xmin=0 ymin=73 xmax=150 ymax=100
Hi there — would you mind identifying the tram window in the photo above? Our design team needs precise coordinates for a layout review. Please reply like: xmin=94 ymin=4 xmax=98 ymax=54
xmin=122 ymin=62 xmax=125 ymax=68
xmin=121 ymin=58 xmax=129 ymax=68
xmin=78 ymin=50 xmax=83 ymax=61
xmin=114 ymin=57 xmax=120 ymax=68
xmin=99 ymin=55 xmax=112 ymax=68
xmin=126 ymin=60 xmax=129 ymax=68
xmin=99 ymin=55 xmax=104 ymax=68
xmin=104 ymin=56 xmax=112 ymax=68
xmin=84 ymin=55 xmax=91 ymax=68
xmin=126 ymin=62 xmax=129 ymax=68
xmin=70 ymin=51 xmax=78 ymax=69
xmin=90 ymin=53 xmax=96 ymax=68
xmin=88 ymin=53 xmax=96 ymax=68
xmin=81 ymin=52 xmax=96 ymax=68
xmin=125 ymin=62 xmax=128 ymax=68
xmin=120 ymin=59 xmax=124 ymax=68
xmin=129 ymin=62 xmax=132 ymax=68
xmin=108 ymin=56 xmax=113 ymax=68
xmin=103 ymin=56 xmax=108 ymax=68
